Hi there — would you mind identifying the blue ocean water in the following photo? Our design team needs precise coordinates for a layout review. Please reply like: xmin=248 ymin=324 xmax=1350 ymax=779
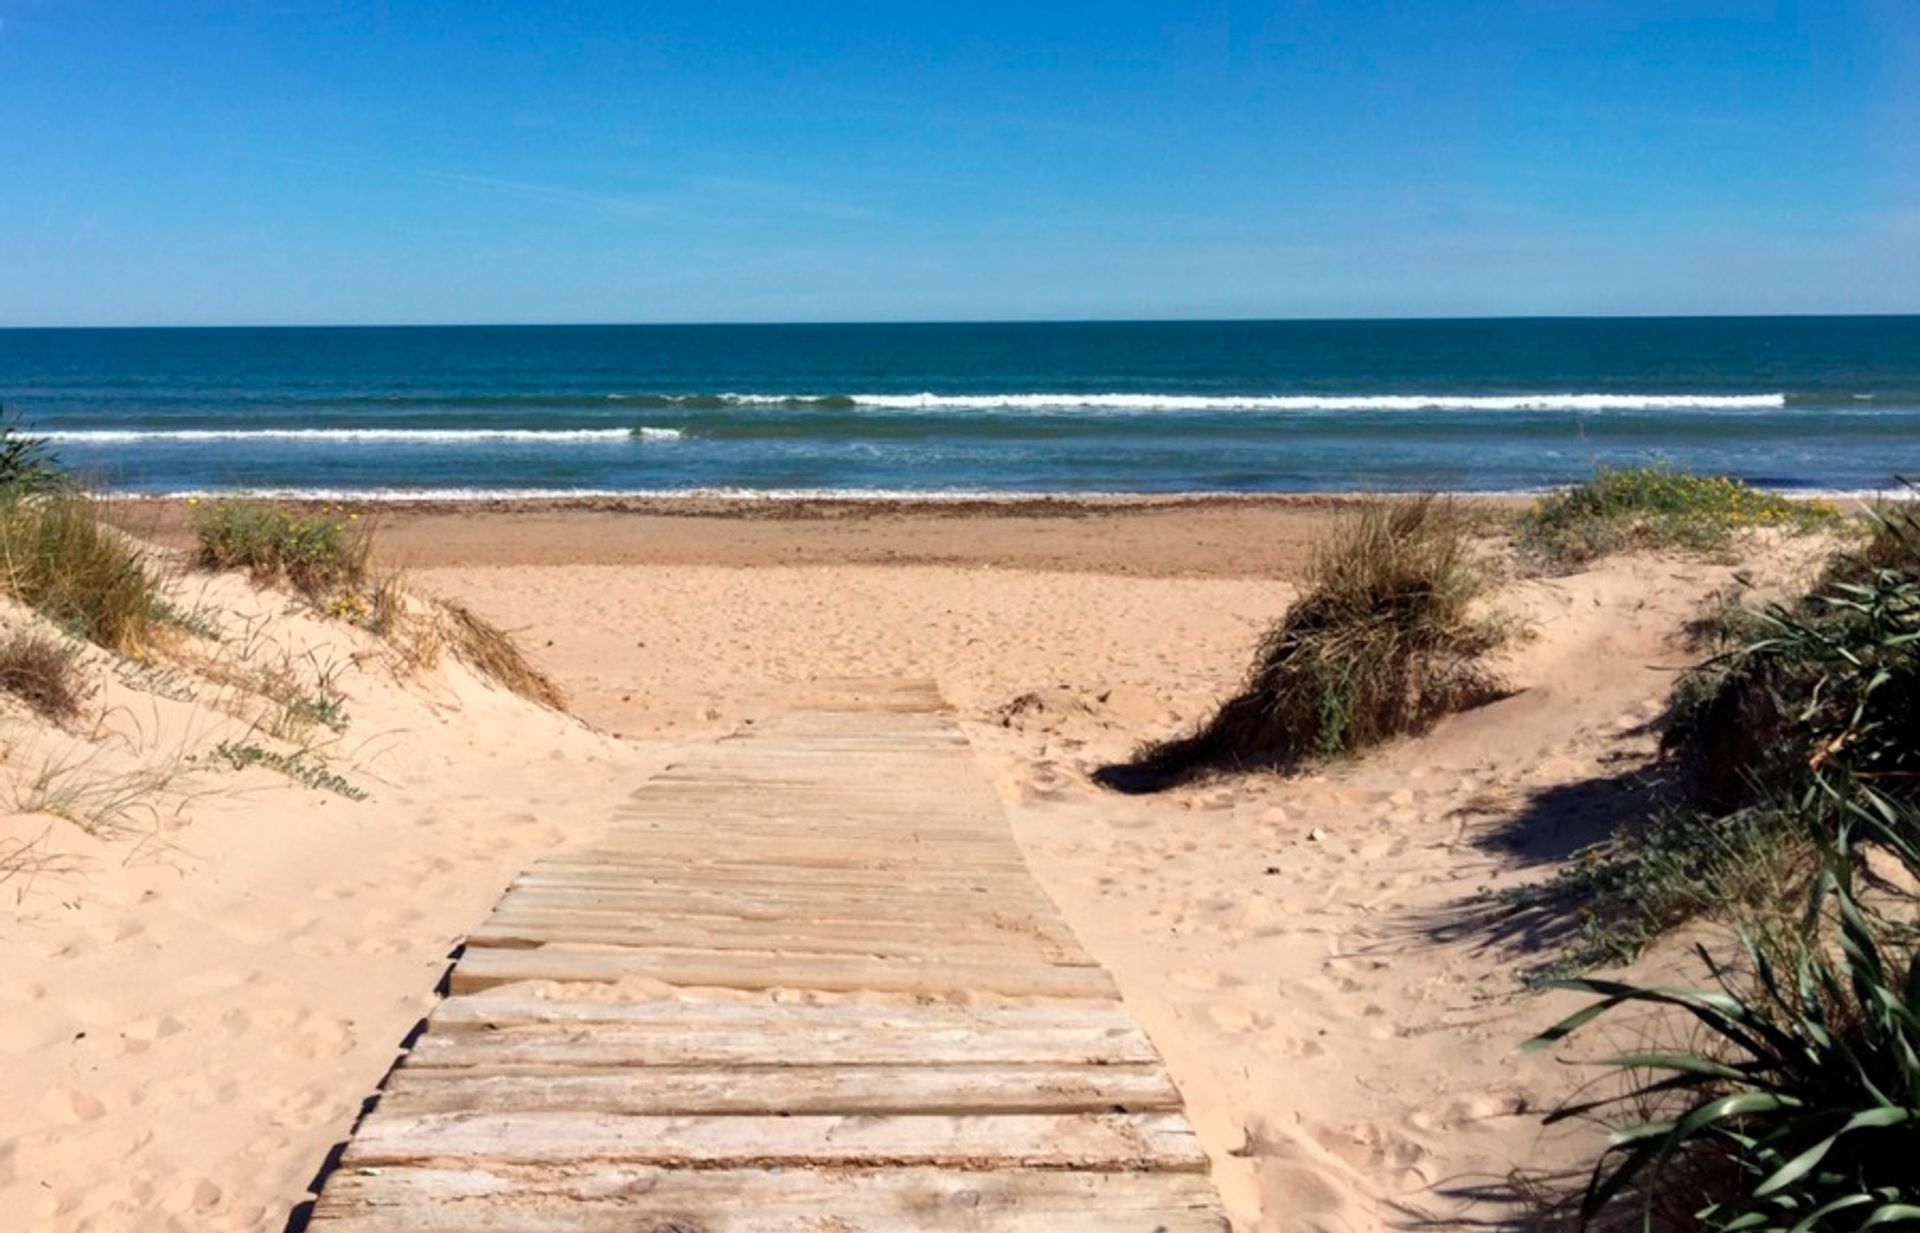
xmin=0 ymin=318 xmax=1916 ymax=497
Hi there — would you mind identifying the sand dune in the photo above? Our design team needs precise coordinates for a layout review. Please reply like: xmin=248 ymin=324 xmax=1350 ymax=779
xmin=4 ymin=505 xmax=1830 ymax=1231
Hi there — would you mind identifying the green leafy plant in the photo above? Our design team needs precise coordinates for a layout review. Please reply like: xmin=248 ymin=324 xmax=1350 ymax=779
xmin=191 ymin=500 xmax=372 ymax=599
xmin=1526 ymin=832 xmax=1919 ymax=1233
xmin=1521 ymin=467 xmax=1839 ymax=567
xmin=207 ymin=740 xmax=367 ymax=800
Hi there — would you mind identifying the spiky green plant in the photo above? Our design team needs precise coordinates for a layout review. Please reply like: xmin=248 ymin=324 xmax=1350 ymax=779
xmin=1526 ymin=829 xmax=1920 ymax=1233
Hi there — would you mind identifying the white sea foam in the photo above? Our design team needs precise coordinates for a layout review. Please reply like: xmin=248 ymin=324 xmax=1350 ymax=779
xmin=40 ymin=427 xmax=682 ymax=443
xmin=712 ymin=392 xmax=1788 ymax=412
xmin=140 ymin=484 xmax=1889 ymax=505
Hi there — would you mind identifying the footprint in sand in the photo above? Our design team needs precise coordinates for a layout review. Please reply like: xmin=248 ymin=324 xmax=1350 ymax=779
xmin=38 ymin=1086 xmax=109 ymax=1123
xmin=1171 ymin=967 xmax=1234 ymax=992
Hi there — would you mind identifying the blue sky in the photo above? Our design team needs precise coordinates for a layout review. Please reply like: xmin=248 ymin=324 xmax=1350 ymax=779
xmin=2 ymin=1 xmax=1915 ymax=325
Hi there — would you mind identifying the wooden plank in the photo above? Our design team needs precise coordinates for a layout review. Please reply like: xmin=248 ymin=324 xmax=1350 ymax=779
xmin=375 ymin=1063 xmax=1181 ymax=1116
xmin=406 ymin=1020 xmax=1155 ymax=1068
xmin=313 ymin=1165 xmax=1229 ymax=1232
xmin=494 ymin=885 xmax=1073 ymax=924
xmin=467 ymin=917 xmax=1090 ymax=964
xmin=448 ymin=943 xmax=1120 ymax=999
xmin=428 ymin=995 xmax=1138 ymax=1033
xmin=521 ymin=860 xmax=1039 ymax=889
xmin=341 ymin=1111 xmax=1210 ymax=1172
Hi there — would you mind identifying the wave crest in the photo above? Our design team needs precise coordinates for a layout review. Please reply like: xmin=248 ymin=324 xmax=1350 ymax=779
xmin=41 ymin=427 xmax=683 ymax=444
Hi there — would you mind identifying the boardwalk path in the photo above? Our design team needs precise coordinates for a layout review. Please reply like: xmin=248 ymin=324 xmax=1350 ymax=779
xmin=311 ymin=680 xmax=1227 ymax=1231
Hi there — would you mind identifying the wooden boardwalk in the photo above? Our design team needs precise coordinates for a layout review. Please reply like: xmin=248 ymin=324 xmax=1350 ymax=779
xmin=310 ymin=680 xmax=1227 ymax=1232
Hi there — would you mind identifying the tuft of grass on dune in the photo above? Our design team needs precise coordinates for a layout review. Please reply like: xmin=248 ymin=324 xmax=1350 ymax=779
xmin=439 ymin=599 xmax=568 ymax=711
xmin=1519 ymin=466 xmax=1840 ymax=567
xmin=0 ymin=629 xmax=95 ymax=722
xmin=1113 ymin=497 xmax=1508 ymax=788
xmin=0 ymin=490 xmax=164 ymax=655
xmin=191 ymin=499 xmax=373 ymax=600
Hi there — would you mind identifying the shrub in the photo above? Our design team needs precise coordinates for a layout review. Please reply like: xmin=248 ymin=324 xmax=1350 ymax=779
xmin=192 ymin=500 xmax=371 ymax=598
xmin=0 ymin=491 xmax=162 ymax=654
xmin=1517 ymin=503 xmax=1920 ymax=976
xmin=1521 ymin=467 xmax=1839 ymax=567
xmin=1667 ymin=505 xmax=1920 ymax=826
xmin=0 ymin=629 xmax=94 ymax=721
xmin=1118 ymin=497 xmax=1506 ymax=785
xmin=1527 ymin=836 xmax=1920 ymax=1233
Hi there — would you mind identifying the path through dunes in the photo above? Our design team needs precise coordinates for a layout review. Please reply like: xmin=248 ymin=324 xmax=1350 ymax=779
xmin=308 ymin=679 xmax=1227 ymax=1231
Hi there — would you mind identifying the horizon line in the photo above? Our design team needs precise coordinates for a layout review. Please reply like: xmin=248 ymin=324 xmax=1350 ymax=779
xmin=4 ymin=310 xmax=1919 ymax=331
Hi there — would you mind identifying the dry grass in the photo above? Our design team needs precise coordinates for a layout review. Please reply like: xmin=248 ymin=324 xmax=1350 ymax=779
xmin=0 ymin=491 xmax=162 ymax=654
xmin=7 ymin=740 xmax=201 ymax=840
xmin=0 ymin=629 xmax=95 ymax=721
xmin=0 ymin=827 xmax=81 ymax=898
xmin=439 ymin=599 xmax=567 ymax=710
xmin=1115 ymin=497 xmax=1507 ymax=787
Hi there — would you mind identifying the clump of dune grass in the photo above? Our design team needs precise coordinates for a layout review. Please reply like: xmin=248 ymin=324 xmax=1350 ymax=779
xmin=1118 ymin=497 xmax=1506 ymax=787
xmin=439 ymin=599 xmax=567 ymax=710
xmin=0 ymin=629 xmax=95 ymax=721
xmin=1520 ymin=466 xmax=1840 ymax=567
xmin=0 ymin=491 xmax=163 ymax=654
xmin=191 ymin=499 xmax=372 ymax=599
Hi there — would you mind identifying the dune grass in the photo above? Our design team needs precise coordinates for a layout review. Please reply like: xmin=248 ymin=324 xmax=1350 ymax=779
xmin=1118 ymin=497 xmax=1506 ymax=786
xmin=439 ymin=599 xmax=568 ymax=710
xmin=0 ymin=629 xmax=95 ymax=721
xmin=191 ymin=499 xmax=373 ymax=599
xmin=0 ymin=490 xmax=163 ymax=655
xmin=1520 ymin=466 xmax=1840 ymax=567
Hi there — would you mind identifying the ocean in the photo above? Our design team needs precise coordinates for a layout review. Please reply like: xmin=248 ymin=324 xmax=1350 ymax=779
xmin=0 ymin=318 xmax=1916 ymax=498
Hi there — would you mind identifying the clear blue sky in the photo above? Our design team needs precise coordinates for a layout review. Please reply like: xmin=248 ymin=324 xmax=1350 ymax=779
xmin=2 ymin=1 xmax=1915 ymax=325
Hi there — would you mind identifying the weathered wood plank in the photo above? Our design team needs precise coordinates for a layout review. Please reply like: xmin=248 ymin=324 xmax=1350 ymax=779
xmin=428 ymin=996 xmax=1139 ymax=1034
xmin=313 ymin=1165 xmax=1229 ymax=1232
xmin=375 ymin=1063 xmax=1181 ymax=1116
xmin=467 ymin=916 xmax=1090 ymax=964
xmin=449 ymin=943 xmax=1120 ymax=998
xmin=341 ymin=1111 xmax=1210 ymax=1172
xmin=405 ymin=1020 xmax=1156 ymax=1068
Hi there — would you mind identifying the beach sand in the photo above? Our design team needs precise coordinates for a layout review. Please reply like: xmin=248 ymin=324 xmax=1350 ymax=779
xmin=3 ymin=499 xmax=1825 ymax=1232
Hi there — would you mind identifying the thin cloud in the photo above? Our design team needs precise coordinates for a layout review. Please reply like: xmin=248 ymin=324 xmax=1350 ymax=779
xmin=427 ymin=171 xmax=667 ymax=220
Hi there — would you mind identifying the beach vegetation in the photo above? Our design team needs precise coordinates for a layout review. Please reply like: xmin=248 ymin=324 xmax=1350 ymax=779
xmin=7 ymin=739 xmax=200 ymax=840
xmin=191 ymin=500 xmax=372 ymax=600
xmin=438 ymin=598 xmax=567 ymax=710
xmin=1524 ymin=498 xmax=1920 ymax=1228
xmin=0 ymin=489 xmax=163 ymax=655
xmin=0 ymin=414 xmax=67 ymax=496
xmin=1528 ymin=828 xmax=1920 ymax=1233
xmin=0 ymin=629 xmax=96 ymax=722
xmin=1115 ymin=497 xmax=1506 ymax=786
xmin=1510 ymin=500 xmax=1920 ymax=977
xmin=205 ymin=739 xmax=367 ymax=800
xmin=1520 ymin=466 xmax=1839 ymax=567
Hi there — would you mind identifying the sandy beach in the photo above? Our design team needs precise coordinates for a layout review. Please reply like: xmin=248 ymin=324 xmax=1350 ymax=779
xmin=2 ymin=497 xmax=1838 ymax=1231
